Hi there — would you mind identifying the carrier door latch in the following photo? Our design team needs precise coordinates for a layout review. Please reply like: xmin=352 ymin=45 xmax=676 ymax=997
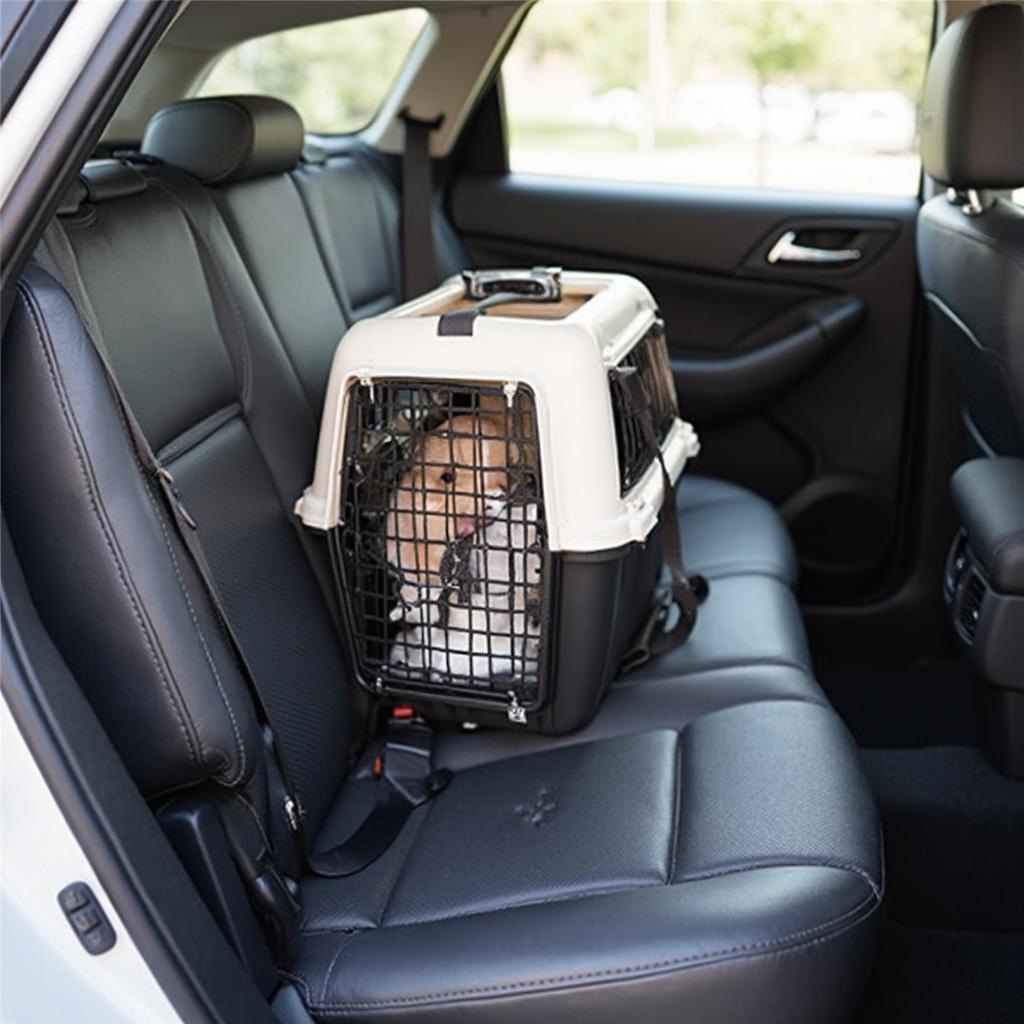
xmin=507 ymin=691 xmax=528 ymax=726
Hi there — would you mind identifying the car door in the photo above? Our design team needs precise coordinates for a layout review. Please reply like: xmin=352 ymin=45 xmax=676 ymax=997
xmin=445 ymin=0 xmax=940 ymax=610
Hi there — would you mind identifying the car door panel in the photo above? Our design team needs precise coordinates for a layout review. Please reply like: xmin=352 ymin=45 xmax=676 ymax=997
xmin=449 ymin=173 xmax=920 ymax=600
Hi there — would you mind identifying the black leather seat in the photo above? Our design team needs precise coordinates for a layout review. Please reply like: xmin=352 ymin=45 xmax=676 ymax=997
xmin=1 ymin=109 xmax=881 ymax=1021
xmin=140 ymin=95 xmax=800 ymax=592
xmin=917 ymin=1 xmax=1024 ymax=457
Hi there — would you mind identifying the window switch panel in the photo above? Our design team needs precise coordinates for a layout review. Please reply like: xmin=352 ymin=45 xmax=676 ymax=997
xmin=57 ymin=883 xmax=116 ymax=955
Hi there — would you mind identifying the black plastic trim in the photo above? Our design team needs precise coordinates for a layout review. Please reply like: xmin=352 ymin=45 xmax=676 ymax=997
xmin=1 ymin=522 xmax=278 ymax=1023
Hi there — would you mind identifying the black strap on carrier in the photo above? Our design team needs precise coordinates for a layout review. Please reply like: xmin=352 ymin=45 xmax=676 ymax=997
xmin=612 ymin=366 xmax=709 ymax=673
xmin=36 ymin=221 xmax=447 ymax=895
xmin=400 ymin=109 xmax=444 ymax=300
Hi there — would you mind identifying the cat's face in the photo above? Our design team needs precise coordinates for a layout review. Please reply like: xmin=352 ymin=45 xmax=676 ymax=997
xmin=385 ymin=413 xmax=515 ymax=589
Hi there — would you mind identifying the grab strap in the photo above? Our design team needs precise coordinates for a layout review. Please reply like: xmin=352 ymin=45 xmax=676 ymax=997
xmin=400 ymin=110 xmax=443 ymax=300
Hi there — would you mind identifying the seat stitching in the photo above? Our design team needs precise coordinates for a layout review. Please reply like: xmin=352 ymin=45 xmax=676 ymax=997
xmin=348 ymin=149 xmax=404 ymax=295
xmin=673 ymin=857 xmax=882 ymax=902
xmin=288 ymin=168 xmax=355 ymax=324
xmin=375 ymin=800 xmax=438 ymax=928
xmin=299 ymin=850 xmax=880 ymax=937
xmin=319 ymin=931 xmax=362 ymax=1004
xmin=140 ymin=475 xmax=247 ymax=787
xmin=146 ymin=178 xmax=252 ymax=409
xmin=303 ymin=880 xmax=664 ymax=937
xmin=629 ymin=655 xmax=812 ymax=681
xmin=157 ymin=403 xmax=242 ymax=465
xmin=665 ymin=730 xmax=683 ymax=882
xmin=232 ymin=790 xmax=276 ymax=856
xmin=297 ymin=887 xmax=878 ymax=1011
xmin=15 ymin=282 xmax=201 ymax=770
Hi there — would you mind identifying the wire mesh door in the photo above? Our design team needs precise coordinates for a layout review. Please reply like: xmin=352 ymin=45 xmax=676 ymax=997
xmin=334 ymin=378 xmax=549 ymax=716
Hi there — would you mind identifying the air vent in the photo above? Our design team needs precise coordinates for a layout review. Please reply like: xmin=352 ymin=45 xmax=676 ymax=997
xmin=957 ymin=572 xmax=986 ymax=643
xmin=944 ymin=531 xmax=969 ymax=604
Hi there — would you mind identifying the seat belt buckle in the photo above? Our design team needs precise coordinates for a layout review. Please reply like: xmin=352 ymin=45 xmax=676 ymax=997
xmin=377 ymin=712 xmax=445 ymax=805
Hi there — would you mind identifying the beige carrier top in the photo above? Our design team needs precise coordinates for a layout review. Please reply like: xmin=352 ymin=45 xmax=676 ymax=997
xmin=296 ymin=270 xmax=700 ymax=551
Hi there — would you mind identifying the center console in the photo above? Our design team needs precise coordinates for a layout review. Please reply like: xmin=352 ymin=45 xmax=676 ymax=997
xmin=945 ymin=457 xmax=1024 ymax=777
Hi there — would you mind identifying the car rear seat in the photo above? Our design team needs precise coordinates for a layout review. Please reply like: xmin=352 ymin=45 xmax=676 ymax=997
xmin=139 ymin=96 xmax=811 ymax=685
xmin=0 ymin=105 xmax=882 ymax=1022
xmin=141 ymin=96 xmax=800 ymax=593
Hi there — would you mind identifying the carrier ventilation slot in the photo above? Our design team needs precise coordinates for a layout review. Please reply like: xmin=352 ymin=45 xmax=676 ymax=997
xmin=958 ymin=572 xmax=986 ymax=643
xmin=335 ymin=379 xmax=549 ymax=716
xmin=610 ymin=321 xmax=679 ymax=494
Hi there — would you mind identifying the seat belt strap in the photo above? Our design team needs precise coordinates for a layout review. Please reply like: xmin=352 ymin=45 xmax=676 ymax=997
xmin=613 ymin=365 xmax=708 ymax=673
xmin=35 ymin=220 xmax=447 ymax=879
xmin=308 ymin=713 xmax=451 ymax=877
xmin=400 ymin=110 xmax=443 ymax=300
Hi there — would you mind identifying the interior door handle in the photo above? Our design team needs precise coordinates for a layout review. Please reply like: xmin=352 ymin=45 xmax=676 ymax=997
xmin=766 ymin=230 xmax=862 ymax=266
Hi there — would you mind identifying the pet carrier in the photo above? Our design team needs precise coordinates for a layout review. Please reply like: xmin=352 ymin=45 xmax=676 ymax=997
xmin=297 ymin=268 xmax=701 ymax=732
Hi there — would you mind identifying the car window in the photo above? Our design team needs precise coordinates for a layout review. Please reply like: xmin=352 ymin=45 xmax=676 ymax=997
xmin=503 ymin=0 xmax=933 ymax=196
xmin=197 ymin=9 xmax=428 ymax=134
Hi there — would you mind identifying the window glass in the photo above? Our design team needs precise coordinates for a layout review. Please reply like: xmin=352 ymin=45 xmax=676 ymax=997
xmin=503 ymin=0 xmax=933 ymax=196
xmin=198 ymin=9 xmax=429 ymax=134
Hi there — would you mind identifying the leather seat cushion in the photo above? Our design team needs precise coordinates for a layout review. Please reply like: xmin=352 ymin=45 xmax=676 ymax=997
xmin=677 ymin=475 xmax=798 ymax=586
xmin=288 ymin=700 xmax=881 ymax=1023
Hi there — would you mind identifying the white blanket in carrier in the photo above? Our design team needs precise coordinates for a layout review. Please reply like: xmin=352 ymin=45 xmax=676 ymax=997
xmin=388 ymin=504 xmax=542 ymax=680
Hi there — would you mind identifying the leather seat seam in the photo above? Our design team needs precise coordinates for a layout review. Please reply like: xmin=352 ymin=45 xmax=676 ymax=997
xmin=305 ymin=880 xmax=665 ymax=936
xmin=674 ymin=858 xmax=882 ymax=902
xmin=147 ymin=178 xmax=253 ymax=408
xmin=157 ymin=403 xmax=243 ymax=465
xmin=296 ymin=888 xmax=879 ymax=1012
xmin=630 ymin=655 xmax=812 ymax=681
xmin=683 ymin=566 xmax=796 ymax=585
xmin=665 ymin=731 xmax=683 ymax=882
xmin=15 ymin=282 xmax=202 ymax=771
xmin=139 ymin=475 xmax=247 ymax=786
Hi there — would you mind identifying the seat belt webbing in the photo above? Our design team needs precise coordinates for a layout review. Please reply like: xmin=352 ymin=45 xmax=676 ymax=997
xmin=400 ymin=110 xmax=443 ymax=300
xmin=35 ymin=220 xmax=446 ymax=879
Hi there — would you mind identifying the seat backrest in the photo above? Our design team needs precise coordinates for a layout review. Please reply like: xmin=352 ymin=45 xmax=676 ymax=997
xmin=2 ymin=149 xmax=356 ymax=837
xmin=141 ymin=95 xmax=468 ymax=419
xmin=917 ymin=2 xmax=1024 ymax=457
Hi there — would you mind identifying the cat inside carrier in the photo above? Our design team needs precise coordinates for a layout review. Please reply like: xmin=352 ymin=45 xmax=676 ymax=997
xmin=297 ymin=268 xmax=702 ymax=733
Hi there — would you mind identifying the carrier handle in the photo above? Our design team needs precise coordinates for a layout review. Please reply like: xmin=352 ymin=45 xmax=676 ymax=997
xmin=463 ymin=266 xmax=562 ymax=301
xmin=438 ymin=267 xmax=563 ymax=337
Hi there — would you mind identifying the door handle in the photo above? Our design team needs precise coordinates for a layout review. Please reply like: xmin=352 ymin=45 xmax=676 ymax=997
xmin=766 ymin=230 xmax=862 ymax=266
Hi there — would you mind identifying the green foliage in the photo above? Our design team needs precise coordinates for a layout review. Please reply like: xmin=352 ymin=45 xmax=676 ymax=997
xmin=732 ymin=2 xmax=822 ymax=86
xmin=514 ymin=0 xmax=932 ymax=99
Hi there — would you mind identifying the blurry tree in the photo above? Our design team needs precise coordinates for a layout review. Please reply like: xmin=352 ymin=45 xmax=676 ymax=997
xmin=199 ymin=8 xmax=427 ymax=132
xmin=728 ymin=2 xmax=823 ymax=182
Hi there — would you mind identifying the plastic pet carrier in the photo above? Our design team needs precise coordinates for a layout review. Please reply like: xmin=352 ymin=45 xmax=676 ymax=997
xmin=297 ymin=268 xmax=700 ymax=732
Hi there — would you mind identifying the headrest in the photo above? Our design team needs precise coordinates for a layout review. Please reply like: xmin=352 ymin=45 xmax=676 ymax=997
xmin=920 ymin=3 xmax=1024 ymax=189
xmin=141 ymin=95 xmax=304 ymax=185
